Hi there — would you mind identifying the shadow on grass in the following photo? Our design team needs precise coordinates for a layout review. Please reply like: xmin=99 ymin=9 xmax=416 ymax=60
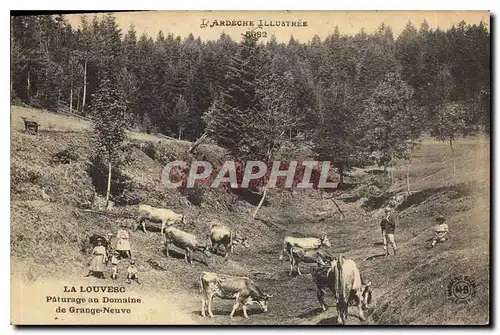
xmin=296 ymin=307 xmax=325 ymax=319
xmin=316 ymin=312 xmax=368 ymax=325
xmin=192 ymin=306 xmax=266 ymax=318
xmin=161 ymin=248 xmax=209 ymax=266
xmin=364 ymin=253 xmax=388 ymax=261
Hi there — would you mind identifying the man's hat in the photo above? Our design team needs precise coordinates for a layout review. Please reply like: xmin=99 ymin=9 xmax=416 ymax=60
xmin=436 ymin=215 xmax=446 ymax=222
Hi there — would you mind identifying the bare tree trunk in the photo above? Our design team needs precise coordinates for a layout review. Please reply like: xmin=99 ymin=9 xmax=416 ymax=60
xmin=76 ymin=88 xmax=81 ymax=112
xmin=69 ymin=87 xmax=73 ymax=113
xmin=82 ymin=60 xmax=87 ymax=115
xmin=406 ymin=156 xmax=412 ymax=196
xmin=390 ymin=154 xmax=394 ymax=187
xmin=27 ymin=70 xmax=31 ymax=100
xmin=178 ymin=128 xmax=182 ymax=140
xmin=449 ymin=139 xmax=456 ymax=177
xmin=252 ymin=186 xmax=268 ymax=219
xmin=188 ymin=131 xmax=208 ymax=154
xmin=105 ymin=161 xmax=112 ymax=211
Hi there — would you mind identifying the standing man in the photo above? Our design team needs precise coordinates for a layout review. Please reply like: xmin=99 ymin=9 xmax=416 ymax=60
xmin=381 ymin=206 xmax=397 ymax=256
xmin=429 ymin=215 xmax=449 ymax=248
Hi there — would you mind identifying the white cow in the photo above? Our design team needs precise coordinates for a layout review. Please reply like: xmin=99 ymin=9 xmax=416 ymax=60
xmin=330 ymin=256 xmax=371 ymax=324
xmin=210 ymin=224 xmax=249 ymax=258
xmin=289 ymin=246 xmax=333 ymax=276
xmin=279 ymin=235 xmax=331 ymax=261
xmin=135 ymin=204 xmax=185 ymax=235
xmin=164 ymin=226 xmax=210 ymax=264
xmin=199 ymin=272 xmax=273 ymax=319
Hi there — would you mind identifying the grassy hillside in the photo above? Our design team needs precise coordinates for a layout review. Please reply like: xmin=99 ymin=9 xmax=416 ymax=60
xmin=10 ymin=105 xmax=490 ymax=325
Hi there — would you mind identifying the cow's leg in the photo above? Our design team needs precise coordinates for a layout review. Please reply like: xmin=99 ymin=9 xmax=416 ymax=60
xmin=336 ymin=305 xmax=343 ymax=324
xmin=142 ymin=220 xmax=148 ymax=234
xmin=201 ymin=295 xmax=207 ymax=317
xmin=289 ymin=258 xmax=294 ymax=276
xmin=207 ymin=293 xmax=215 ymax=318
xmin=279 ymin=243 xmax=286 ymax=261
xmin=317 ymin=289 xmax=327 ymax=311
xmin=230 ymin=243 xmax=234 ymax=254
xmin=229 ymin=299 xmax=241 ymax=319
xmin=161 ymin=220 xmax=166 ymax=236
xmin=184 ymin=249 xmax=189 ymax=263
xmin=222 ymin=245 xmax=228 ymax=258
xmin=165 ymin=241 xmax=170 ymax=258
xmin=133 ymin=217 xmax=139 ymax=231
xmin=187 ymin=248 xmax=193 ymax=264
xmin=354 ymin=292 xmax=365 ymax=321
xmin=242 ymin=304 xmax=249 ymax=318
xmin=297 ymin=261 xmax=303 ymax=276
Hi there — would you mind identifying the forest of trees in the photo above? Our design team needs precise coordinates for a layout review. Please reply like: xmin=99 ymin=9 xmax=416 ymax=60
xmin=11 ymin=14 xmax=490 ymax=181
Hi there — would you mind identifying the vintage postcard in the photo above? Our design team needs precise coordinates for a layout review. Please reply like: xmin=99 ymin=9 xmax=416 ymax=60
xmin=10 ymin=10 xmax=490 ymax=325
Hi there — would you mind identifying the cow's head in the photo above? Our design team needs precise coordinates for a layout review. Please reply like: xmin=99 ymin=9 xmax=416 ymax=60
xmin=255 ymin=294 xmax=273 ymax=313
xmin=320 ymin=235 xmax=331 ymax=248
xmin=361 ymin=281 xmax=372 ymax=308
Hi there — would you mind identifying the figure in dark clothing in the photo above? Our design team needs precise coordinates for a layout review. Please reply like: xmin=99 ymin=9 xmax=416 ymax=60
xmin=381 ymin=206 xmax=397 ymax=256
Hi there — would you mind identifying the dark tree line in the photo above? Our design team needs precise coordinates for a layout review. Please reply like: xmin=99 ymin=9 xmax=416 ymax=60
xmin=11 ymin=14 xmax=489 ymax=167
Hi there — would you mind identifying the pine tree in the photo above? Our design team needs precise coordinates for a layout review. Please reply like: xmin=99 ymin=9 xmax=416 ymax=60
xmin=173 ymin=95 xmax=189 ymax=139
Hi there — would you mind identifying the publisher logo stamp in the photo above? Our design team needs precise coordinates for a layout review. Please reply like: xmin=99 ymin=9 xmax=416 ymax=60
xmin=448 ymin=276 xmax=477 ymax=304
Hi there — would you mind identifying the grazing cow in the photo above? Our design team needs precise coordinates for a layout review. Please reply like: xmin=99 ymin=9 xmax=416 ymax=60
xmin=164 ymin=226 xmax=210 ymax=264
xmin=279 ymin=235 xmax=331 ymax=261
xmin=135 ymin=204 xmax=185 ymax=235
xmin=21 ymin=117 xmax=39 ymax=134
xmin=329 ymin=256 xmax=371 ymax=324
xmin=210 ymin=224 xmax=249 ymax=258
xmin=289 ymin=246 xmax=333 ymax=276
xmin=199 ymin=271 xmax=273 ymax=319
xmin=312 ymin=263 xmax=372 ymax=314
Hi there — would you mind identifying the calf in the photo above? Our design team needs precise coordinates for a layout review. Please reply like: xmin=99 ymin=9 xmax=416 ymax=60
xmin=199 ymin=271 xmax=273 ymax=319
xmin=164 ymin=226 xmax=210 ymax=264
xmin=21 ymin=117 xmax=39 ymax=134
xmin=329 ymin=256 xmax=372 ymax=324
xmin=210 ymin=224 xmax=249 ymax=258
xmin=135 ymin=204 xmax=185 ymax=235
xmin=279 ymin=235 xmax=331 ymax=261
xmin=312 ymin=263 xmax=372 ymax=313
xmin=289 ymin=246 xmax=333 ymax=276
